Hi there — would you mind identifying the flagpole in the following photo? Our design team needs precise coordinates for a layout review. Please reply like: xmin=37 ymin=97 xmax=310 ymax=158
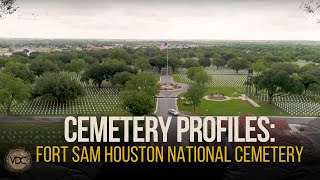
xmin=166 ymin=42 xmax=169 ymax=77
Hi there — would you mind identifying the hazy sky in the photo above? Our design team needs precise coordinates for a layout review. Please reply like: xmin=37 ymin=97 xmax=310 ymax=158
xmin=0 ymin=0 xmax=320 ymax=40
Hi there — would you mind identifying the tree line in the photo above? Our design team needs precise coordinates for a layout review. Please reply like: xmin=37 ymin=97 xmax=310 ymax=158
xmin=1 ymin=45 xmax=320 ymax=115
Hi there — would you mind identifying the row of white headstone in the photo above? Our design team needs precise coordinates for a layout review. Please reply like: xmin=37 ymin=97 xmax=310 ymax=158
xmin=257 ymin=94 xmax=320 ymax=116
xmin=177 ymin=67 xmax=248 ymax=75
xmin=176 ymin=74 xmax=247 ymax=87
xmin=1 ymin=88 xmax=124 ymax=115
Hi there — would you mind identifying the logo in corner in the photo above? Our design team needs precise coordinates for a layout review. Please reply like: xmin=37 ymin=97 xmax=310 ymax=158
xmin=4 ymin=148 xmax=32 ymax=173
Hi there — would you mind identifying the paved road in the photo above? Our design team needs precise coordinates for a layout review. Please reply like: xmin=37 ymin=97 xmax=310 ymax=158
xmin=154 ymin=75 xmax=189 ymax=146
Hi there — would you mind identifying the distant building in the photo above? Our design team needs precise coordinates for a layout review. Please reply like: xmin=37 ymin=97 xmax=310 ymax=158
xmin=85 ymin=44 xmax=120 ymax=51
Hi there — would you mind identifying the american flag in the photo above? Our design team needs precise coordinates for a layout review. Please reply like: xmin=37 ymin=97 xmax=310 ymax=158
xmin=160 ymin=42 xmax=168 ymax=50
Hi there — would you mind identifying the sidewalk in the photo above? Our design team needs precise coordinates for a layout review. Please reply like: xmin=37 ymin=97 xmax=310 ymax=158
xmin=240 ymin=94 xmax=261 ymax=107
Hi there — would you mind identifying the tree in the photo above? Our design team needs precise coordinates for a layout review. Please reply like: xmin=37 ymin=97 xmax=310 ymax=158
xmin=82 ymin=64 xmax=109 ymax=88
xmin=252 ymin=75 xmax=261 ymax=95
xmin=149 ymin=55 xmax=181 ymax=72
xmin=104 ymin=59 xmax=137 ymax=76
xmin=251 ymin=59 xmax=268 ymax=75
xmin=309 ymin=83 xmax=320 ymax=92
xmin=104 ymin=58 xmax=126 ymax=66
xmin=169 ymin=57 xmax=183 ymax=72
xmin=108 ymin=48 xmax=131 ymax=64
xmin=183 ymin=59 xmax=200 ymax=68
xmin=84 ymin=56 xmax=99 ymax=65
xmin=81 ymin=59 xmax=137 ymax=88
xmin=4 ymin=62 xmax=35 ymax=83
xmin=30 ymin=59 xmax=59 ymax=76
xmin=82 ymin=60 xmax=136 ymax=88
xmin=124 ymin=72 xmax=160 ymax=97
xmin=300 ymin=64 xmax=320 ymax=80
xmin=0 ymin=0 xmax=18 ymax=18
xmin=212 ymin=54 xmax=226 ymax=69
xmin=198 ymin=58 xmax=211 ymax=67
xmin=134 ymin=57 xmax=151 ymax=71
xmin=185 ymin=85 xmax=205 ymax=112
xmin=221 ymin=52 xmax=236 ymax=61
xmin=120 ymin=90 xmax=155 ymax=116
xmin=262 ymin=53 xmax=282 ymax=64
xmin=256 ymin=70 xmax=304 ymax=104
xmin=121 ymin=72 xmax=159 ymax=116
xmin=50 ymin=51 xmax=77 ymax=64
xmin=194 ymin=70 xmax=211 ymax=87
xmin=87 ymin=50 xmax=109 ymax=62
xmin=188 ymin=52 xmax=196 ymax=58
xmin=0 ymin=56 xmax=10 ymax=68
xmin=271 ymin=63 xmax=299 ymax=75
xmin=0 ymin=72 xmax=31 ymax=115
xmin=187 ymin=67 xmax=211 ymax=87
xmin=299 ymin=74 xmax=318 ymax=93
xmin=299 ymin=64 xmax=320 ymax=93
xmin=149 ymin=57 xmax=166 ymax=71
xmin=66 ymin=59 xmax=87 ymax=74
xmin=227 ymin=58 xmax=251 ymax=74
xmin=300 ymin=0 xmax=320 ymax=23
xmin=111 ymin=71 xmax=133 ymax=86
xmin=187 ymin=67 xmax=203 ymax=81
xmin=32 ymin=72 xmax=84 ymax=104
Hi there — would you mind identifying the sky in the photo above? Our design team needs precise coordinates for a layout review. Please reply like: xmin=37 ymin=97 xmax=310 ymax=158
xmin=0 ymin=0 xmax=320 ymax=40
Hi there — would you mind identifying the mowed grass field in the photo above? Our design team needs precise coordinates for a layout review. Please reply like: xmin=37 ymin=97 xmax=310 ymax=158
xmin=178 ymin=87 xmax=289 ymax=116
xmin=176 ymin=81 xmax=289 ymax=116
xmin=178 ymin=97 xmax=289 ymax=116
xmin=203 ymin=87 xmax=244 ymax=97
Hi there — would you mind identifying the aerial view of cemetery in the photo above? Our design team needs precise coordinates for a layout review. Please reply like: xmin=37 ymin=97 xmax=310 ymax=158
xmin=1 ymin=0 xmax=320 ymax=177
xmin=0 ymin=40 xmax=319 ymax=153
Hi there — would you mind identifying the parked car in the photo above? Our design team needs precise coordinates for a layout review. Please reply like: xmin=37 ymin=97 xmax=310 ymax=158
xmin=168 ymin=109 xmax=179 ymax=116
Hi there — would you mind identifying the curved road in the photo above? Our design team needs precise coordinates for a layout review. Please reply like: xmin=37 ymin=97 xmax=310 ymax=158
xmin=154 ymin=75 xmax=189 ymax=146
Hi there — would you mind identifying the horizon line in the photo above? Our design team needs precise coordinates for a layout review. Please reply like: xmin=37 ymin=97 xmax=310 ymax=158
xmin=0 ymin=37 xmax=320 ymax=42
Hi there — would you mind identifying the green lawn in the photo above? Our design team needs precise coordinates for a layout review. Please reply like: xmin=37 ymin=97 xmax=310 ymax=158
xmin=178 ymin=86 xmax=289 ymax=116
xmin=173 ymin=74 xmax=185 ymax=84
xmin=175 ymin=76 xmax=288 ymax=116
xmin=204 ymin=87 xmax=245 ymax=97
xmin=179 ymin=98 xmax=289 ymax=116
